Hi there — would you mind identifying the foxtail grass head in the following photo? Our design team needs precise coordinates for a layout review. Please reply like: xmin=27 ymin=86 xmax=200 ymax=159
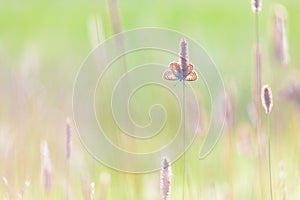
xmin=40 ymin=140 xmax=52 ymax=192
xmin=17 ymin=180 xmax=30 ymax=200
xmin=261 ymin=85 xmax=273 ymax=114
xmin=160 ymin=157 xmax=172 ymax=200
xmin=273 ymin=4 xmax=289 ymax=65
xmin=2 ymin=176 xmax=12 ymax=199
xmin=280 ymin=81 xmax=300 ymax=108
xmin=180 ymin=38 xmax=188 ymax=71
xmin=66 ymin=117 xmax=71 ymax=160
xmin=251 ymin=0 xmax=262 ymax=13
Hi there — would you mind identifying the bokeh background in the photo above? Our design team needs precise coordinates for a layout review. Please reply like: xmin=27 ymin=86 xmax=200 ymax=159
xmin=1 ymin=0 xmax=300 ymax=199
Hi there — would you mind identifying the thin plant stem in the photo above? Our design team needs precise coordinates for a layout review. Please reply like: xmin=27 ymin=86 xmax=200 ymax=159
xmin=66 ymin=160 xmax=70 ymax=200
xmin=255 ymin=13 xmax=261 ymax=101
xmin=182 ymin=81 xmax=186 ymax=200
xmin=225 ymin=128 xmax=234 ymax=200
xmin=94 ymin=15 xmax=101 ymax=44
xmin=255 ymin=11 xmax=264 ymax=199
xmin=254 ymin=12 xmax=260 ymax=127
xmin=255 ymin=13 xmax=260 ymax=48
xmin=266 ymin=114 xmax=273 ymax=200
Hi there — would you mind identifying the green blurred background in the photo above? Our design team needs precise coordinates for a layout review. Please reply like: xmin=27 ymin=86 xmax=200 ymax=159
xmin=1 ymin=0 xmax=300 ymax=199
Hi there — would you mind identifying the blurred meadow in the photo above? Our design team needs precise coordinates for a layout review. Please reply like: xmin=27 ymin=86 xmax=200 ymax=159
xmin=1 ymin=0 xmax=300 ymax=199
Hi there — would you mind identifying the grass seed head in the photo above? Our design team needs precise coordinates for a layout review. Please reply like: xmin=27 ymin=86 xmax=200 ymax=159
xmin=252 ymin=0 xmax=262 ymax=13
xmin=160 ymin=157 xmax=172 ymax=200
xmin=261 ymin=85 xmax=273 ymax=114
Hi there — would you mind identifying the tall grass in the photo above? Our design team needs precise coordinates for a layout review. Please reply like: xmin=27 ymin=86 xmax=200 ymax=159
xmin=180 ymin=38 xmax=188 ymax=200
xmin=160 ymin=157 xmax=172 ymax=200
xmin=252 ymin=0 xmax=265 ymax=198
xmin=65 ymin=117 xmax=71 ymax=200
xmin=261 ymin=85 xmax=273 ymax=200
xmin=40 ymin=140 xmax=52 ymax=195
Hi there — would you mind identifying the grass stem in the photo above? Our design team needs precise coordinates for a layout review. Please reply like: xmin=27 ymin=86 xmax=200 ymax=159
xmin=267 ymin=114 xmax=273 ymax=200
xmin=182 ymin=81 xmax=186 ymax=200
xmin=255 ymin=12 xmax=261 ymax=104
xmin=254 ymin=11 xmax=265 ymax=199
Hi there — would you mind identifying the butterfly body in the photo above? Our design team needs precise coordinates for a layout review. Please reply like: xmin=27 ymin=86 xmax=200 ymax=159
xmin=177 ymin=71 xmax=184 ymax=81
xmin=163 ymin=62 xmax=198 ymax=81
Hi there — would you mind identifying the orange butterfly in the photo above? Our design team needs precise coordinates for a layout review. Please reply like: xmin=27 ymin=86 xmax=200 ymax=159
xmin=163 ymin=62 xmax=198 ymax=81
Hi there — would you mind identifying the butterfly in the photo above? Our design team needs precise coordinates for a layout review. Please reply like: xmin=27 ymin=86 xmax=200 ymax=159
xmin=163 ymin=62 xmax=198 ymax=81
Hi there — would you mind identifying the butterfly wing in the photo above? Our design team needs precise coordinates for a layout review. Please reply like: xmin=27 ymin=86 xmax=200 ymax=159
xmin=187 ymin=63 xmax=194 ymax=73
xmin=169 ymin=62 xmax=181 ymax=75
xmin=182 ymin=63 xmax=194 ymax=76
xmin=182 ymin=63 xmax=193 ymax=77
xmin=163 ymin=62 xmax=181 ymax=80
xmin=184 ymin=70 xmax=198 ymax=81
xmin=163 ymin=70 xmax=178 ymax=80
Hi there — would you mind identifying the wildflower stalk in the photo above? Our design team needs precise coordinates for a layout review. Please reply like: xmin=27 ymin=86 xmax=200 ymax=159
xmin=252 ymin=0 xmax=262 ymax=120
xmin=252 ymin=1 xmax=264 ymax=198
xmin=180 ymin=38 xmax=188 ymax=200
xmin=2 ymin=176 xmax=12 ymax=200
xmin=94 ymin=15 xmax=101 ymax=44
xmin=274 ymin=4 xmax=289 ymax=66
xmin=161 ymin=157 xmax=172 ymax=200
xmin=40 ymin=140 xmax=52 ymax=194
xmin=182 ymin=80 xmax=186 ymax=200
xmin=261 ymin=85 xmax=273 ymax=200
xmin=255 ymin=14 xmax=261 ymax=101
xmin=66 ymin=118 xmax=71 ymax=200
xmin=266 ymin=113 xmax=273 ymax=200
xmin=253 ymin=0 xmax=262 ymax=114
xmin=17 ymin=180 xmax=30 ymax=200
